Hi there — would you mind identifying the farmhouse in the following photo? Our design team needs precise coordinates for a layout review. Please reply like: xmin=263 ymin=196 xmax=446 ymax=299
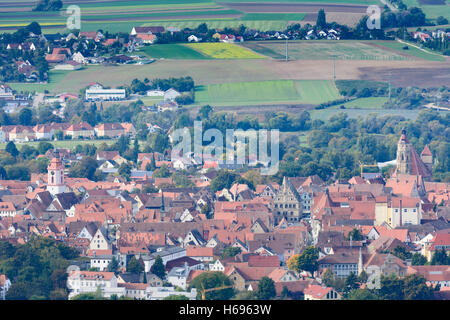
xmin=130 ymin=26 xmax=165 ymax=35
xmin=136 ymin=34 xmax=157 ymax=44
xmin=54 ymin=60 xmax=82 ymax=71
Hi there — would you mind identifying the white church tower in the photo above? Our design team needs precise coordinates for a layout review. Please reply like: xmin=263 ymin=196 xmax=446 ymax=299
xmin=47 ymin=150 xmax=66 ymax=195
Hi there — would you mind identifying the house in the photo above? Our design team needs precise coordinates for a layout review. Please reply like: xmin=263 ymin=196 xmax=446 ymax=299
xmin=164 ymin=88 xmax=181 ymax=101
xmin=167 ymin=262 xmax=191 ymax=289
xmin=94 ymin=123 xmax=125 ymax=138
xmin=85 ymin=83 xmax=126 ymax=101
xmin=0 ymin=274 xmax=11 ymax=300
xmin=54 ymin=60 xmax=82 ymax=70
xmin=66 ymin=122 xmax=94 ymax=138
xmin=0 ymin=84 xmax=14 ymax=99
xmin=407 ymin=265 xmax=450 ymax=289
xmin=136 ymin=33 xmax=157 ymax=44
xmin=130 ymin=26 xmax=165 ymax=36
xmin=186 ymin=246 xmax=214 ymax=262
xmin=363 ymin=252 xmax=407 ymax=289
xmin=89 ymin=227 xmax=111 ymax=251
xmin=72 ymin=52 xmax=86 ymax=64
xmin=67 ymin=271 xmax=125 ymax=299
xmin=188 ymin=35 xmax=201 ymax=42
xmin=304 ymin=284 xmax=341 ymax=300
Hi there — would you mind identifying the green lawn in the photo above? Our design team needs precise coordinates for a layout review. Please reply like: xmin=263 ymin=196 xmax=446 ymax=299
xmin=241 ymin=40 xmax=411 ymax=60
xmin=374 ymin=41 xmax=446 ymax=62
xmin=194 ymin=80 xmax=342 ymax=106
xmin=139 ymin=44 xmax=209 ymax=59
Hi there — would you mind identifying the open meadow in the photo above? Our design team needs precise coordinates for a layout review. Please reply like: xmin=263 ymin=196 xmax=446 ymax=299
xmin=194 ymin=80 xmax=342 ymax=106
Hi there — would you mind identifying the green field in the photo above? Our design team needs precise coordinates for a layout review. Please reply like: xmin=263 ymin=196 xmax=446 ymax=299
xmin=374 ymin=41 xmax=447 ymax=62
xmin=6 ymin=70 xmax=72 ymax=93
xmin=241 ymin=13 xmax=306 ymax=21
xmin=241 ymin=40 xmax=414 ymax=60
xmin=194 ymin=80 xmax=342 ymax=106
xmin=185 ymin=43 xmax=265 ymax=59
xmin=139 ymin=44 xmax=209 ymax=59
xmin=338 ymin=97 xmax=389 ymax=109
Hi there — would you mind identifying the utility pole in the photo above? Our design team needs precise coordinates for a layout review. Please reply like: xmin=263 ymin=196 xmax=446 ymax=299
xmin=333 ymin=57 xmax=336 ymax=81
xmin=388 ymin=70 xmax=392 ymax=101
xmin=285 ymin=37 xmax=288 ymax=61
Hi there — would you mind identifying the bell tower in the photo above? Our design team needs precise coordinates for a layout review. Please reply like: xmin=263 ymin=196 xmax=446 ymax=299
xmin=47 ymin=150 xmax=66 ymax=195
xmin=396 ymin=128 xmax=412 ymax=175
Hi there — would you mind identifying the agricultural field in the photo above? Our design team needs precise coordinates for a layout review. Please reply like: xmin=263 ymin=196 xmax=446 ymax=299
xmin=402 ymin=0 xmax=450 ymax=21
xmin=139 ymin=44 xmax=210 ymax=59
xmin=6 ymin=70 xmax=72 ymax=93
xmin=310 ymin=106 xmax=424 ymax=121
xmin=241 ymin=40 xmax=415 ymax=61
xmin=194 ymin=80 xmax=342 ymax=106
xmin=373 ymin=41 xmax=447 ymax=62
xmin=184 ymin=43 xmax=265 ymax=59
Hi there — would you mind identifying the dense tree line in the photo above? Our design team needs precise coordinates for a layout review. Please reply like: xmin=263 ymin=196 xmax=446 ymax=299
xmin=0 ymin=237 xmax=79 ymax=300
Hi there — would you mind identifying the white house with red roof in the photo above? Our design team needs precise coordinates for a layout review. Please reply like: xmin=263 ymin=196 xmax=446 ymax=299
xmin=304 ymin=284 xmax=341 ymax=300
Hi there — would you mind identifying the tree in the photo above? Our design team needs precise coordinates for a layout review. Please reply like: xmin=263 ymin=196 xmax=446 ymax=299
xmin=198 ymin=105 xmax=213 ymax=119
xmin=68 ymin=157 xmax=99 ymax=180
xmin=127 ymin=256 xmax=144 ymax=274
xmin=25 ymin=21 xmax=42 ymax=35
xmin=392 ymin=246 xmax=412 ymax=261
xmin=118 ymin=162 xmax=132 ymax=180
xmin=296 ymin=246 xmax=319 ymax=277
xmin=257 ymin=276 xmax=276 ymax=300
xmin=152 ymin=164 xmax=171 ymax=178
xmin=316 ymin=9 xmax=327 ymax=29
xmin=163 ymin=294 xmax=190 ymax=300
xmin=5 ymin=141 xmax=19 ymax=158
xmin=221 ymin=246 xmax=241 ymax=259
xmin=18 ymin=108 xmax=33 ymax=126
xmin=431 ymin=248 xmax=449 ymax=265
xmin=345 ymin=228 xmax=364 ymax=241
xmin=411 ymin=253 xmax=427 ymax=266
xmin=210 ymin=170 xmax=240 ymax=193
xmin=150 ymin=255 xmax=166 ymax=280
xmin=344 ymin=272 xmax=360 ymax=296
xmin=403 ymin=274 xmax=434 ymax=300
xmin=379 ymin=274 xmax=404 ymax=300
xmin=107 ymin=257 xmax=119 ymax=273
xmin=38 ymin=141 xmax=54 ymax=155
xmin=345 ymin=288 xmax=378 ymax=300
xmin=189 ymin=272 xmax=234 ymax=300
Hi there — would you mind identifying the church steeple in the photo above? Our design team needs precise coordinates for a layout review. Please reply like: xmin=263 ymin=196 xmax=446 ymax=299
xmin=47 ymin=149 xmax=66 ymax=195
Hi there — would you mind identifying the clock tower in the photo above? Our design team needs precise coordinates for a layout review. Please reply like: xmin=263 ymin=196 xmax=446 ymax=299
xmin=47 ymin=150 xmax=66 ymax=195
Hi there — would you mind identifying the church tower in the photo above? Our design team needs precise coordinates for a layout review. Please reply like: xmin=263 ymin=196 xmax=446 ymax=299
xmin=396 ymin=128 xmax=412 ymax=175
xmin=395 ymin=128 xmax=432 ymax=178
xmin=47 ymin=150 xmax=66 ymax=195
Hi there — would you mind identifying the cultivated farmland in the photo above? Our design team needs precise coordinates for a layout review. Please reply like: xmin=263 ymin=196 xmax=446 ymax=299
xmin=139 ymin=44 xmax=210 ymax=59
xmin=184 ymin=43 xmax=265 ymax=59
xmin=241 ymin=40 xmax=414 ymax=61
xmin=194 ymin=80 xmax=342 ymax=106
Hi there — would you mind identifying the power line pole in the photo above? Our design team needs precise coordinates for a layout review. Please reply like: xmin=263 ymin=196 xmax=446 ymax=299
xmin=285 ymin=37 xmax=288 ymax=61
xmin=333 ymin=57 xmax=336 ymax=81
